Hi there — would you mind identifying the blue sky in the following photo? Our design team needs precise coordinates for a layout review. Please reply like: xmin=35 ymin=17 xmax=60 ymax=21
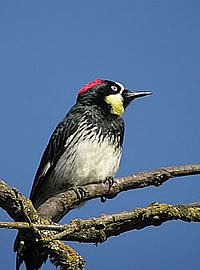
xmin=0 ymin=1 xmax=200 ymax=269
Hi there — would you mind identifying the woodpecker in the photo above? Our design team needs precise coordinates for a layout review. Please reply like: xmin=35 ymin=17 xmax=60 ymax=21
xmin=14 ymin=79 xmax=151 ymax=269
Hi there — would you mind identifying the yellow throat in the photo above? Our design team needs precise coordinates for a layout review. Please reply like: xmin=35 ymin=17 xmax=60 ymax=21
xmin=105 ymin=93 xmax=124 ymax=116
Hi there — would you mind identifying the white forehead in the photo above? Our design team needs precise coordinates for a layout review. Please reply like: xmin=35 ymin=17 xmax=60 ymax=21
xmin=115 ymin=82 xmax=125 ymax=93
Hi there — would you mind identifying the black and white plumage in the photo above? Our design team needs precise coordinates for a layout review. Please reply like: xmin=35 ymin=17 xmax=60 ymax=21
xmin=15 ymin=79 xmax=151 ymax=270
xmin=30 ymin=102 xmax=124 ymax=208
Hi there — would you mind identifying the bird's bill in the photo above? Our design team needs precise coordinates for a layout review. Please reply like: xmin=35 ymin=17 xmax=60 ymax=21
xmin=122 ymin=89 xmax=152 ymax=108
xmin=123 ymin=90 xmax=152 ymax=99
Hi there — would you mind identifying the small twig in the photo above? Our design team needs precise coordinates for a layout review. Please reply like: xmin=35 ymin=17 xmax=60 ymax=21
xmin=0 ymin=163 xmax=200 ymax=270
xmin=0 ymin=221 xmax=67 ymax=231
xmin=0 ymin=180 xmax=85 ymax=270
xmin=1 ymin=202 xmax=200 ymax=244
xmin=52 ymin=201 xmax=200 ymax=243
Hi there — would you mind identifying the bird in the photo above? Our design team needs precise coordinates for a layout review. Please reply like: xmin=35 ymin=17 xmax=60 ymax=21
xmin=14 ymin=79 xmax=151 ymax=269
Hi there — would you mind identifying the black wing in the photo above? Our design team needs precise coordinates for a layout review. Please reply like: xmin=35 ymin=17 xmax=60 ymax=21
xmin=30 ymin=105 xmax=80 ymax=206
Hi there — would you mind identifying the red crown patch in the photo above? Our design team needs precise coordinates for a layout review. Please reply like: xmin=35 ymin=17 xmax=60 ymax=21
xmin=78 ymin=79 xmax=105 ymax=95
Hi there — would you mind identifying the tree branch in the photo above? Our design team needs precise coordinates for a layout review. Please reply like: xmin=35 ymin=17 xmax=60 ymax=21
xmin=1 ymin=202 xmax=200 ymax=244
xmin=0 ymin=163 xmax=200 ymax=270
xmin=36 ymin=163 xmax=200 ymax=221
xmin=0 ymin=180 xmax=85 ymax=270
xmin=59 ymin=201 xmax=200 ymax=243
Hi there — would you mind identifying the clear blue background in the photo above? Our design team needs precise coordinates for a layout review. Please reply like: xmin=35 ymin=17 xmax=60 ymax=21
xmin=0 ymin=1 xmax=200 ymax=269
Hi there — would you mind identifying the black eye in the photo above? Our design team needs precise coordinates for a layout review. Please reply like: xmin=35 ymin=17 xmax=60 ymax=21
xmin=111 ymin=85 xmax=118 ymax=91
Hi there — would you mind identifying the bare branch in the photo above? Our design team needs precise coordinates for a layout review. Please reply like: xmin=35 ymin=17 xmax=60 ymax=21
xmin=37 ymin=163 xmax=200 ymax=221
xmin=1 ymin=163 xmax=200 ymax=270
xmin=0 ymin=221 xmax=65 ymax=231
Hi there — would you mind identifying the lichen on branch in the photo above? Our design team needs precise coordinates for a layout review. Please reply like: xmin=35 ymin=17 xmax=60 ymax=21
xmin=0 ymin=163 xmax=200 ymax=270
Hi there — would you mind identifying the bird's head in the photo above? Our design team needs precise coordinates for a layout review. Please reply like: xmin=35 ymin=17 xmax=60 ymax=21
xmin=77 ymin=79 xmax=151 ymax=116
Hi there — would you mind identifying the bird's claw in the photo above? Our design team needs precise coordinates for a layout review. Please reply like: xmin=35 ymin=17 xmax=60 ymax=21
xmin=100 ymin=177 xmax=116 ymax=203
xmin=72 ymin=186 xmax=87 ymax=204
xmin=104 ymin=176 xmax=115 ymax=192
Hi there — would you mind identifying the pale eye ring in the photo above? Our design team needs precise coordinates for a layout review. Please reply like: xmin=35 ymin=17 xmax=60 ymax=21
xmin=111 ymin=85 xmax=118 ymax=91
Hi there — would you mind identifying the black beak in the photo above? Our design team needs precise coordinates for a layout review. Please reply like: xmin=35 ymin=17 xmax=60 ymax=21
xmin=122 ymin=90 xmax=152 ymax=108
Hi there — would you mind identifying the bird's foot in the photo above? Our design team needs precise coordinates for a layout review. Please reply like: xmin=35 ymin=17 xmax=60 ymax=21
xmin=101 ymin=177 xmax=116 ymax=203
xmin=72 ymin=186 xmax=87 ymax=204
xmin=104 ymin=176 xmax=115 ymax=191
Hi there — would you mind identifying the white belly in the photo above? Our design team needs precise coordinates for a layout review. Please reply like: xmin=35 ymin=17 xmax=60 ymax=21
xmin=52 ymin=134 xmax=122 ymax=188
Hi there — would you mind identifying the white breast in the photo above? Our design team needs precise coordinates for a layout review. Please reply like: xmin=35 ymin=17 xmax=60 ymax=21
xmin=51 ymin=130 xmax=122 ymax=188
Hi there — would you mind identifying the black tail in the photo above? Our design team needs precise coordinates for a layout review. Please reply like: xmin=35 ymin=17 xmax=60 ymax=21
xmin=14 ymin=233 xmax=48 ymax=270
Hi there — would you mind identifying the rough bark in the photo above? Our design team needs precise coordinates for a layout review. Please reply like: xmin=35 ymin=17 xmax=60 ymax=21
xmin=0 ymin=163 xmax=200 ymax=269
